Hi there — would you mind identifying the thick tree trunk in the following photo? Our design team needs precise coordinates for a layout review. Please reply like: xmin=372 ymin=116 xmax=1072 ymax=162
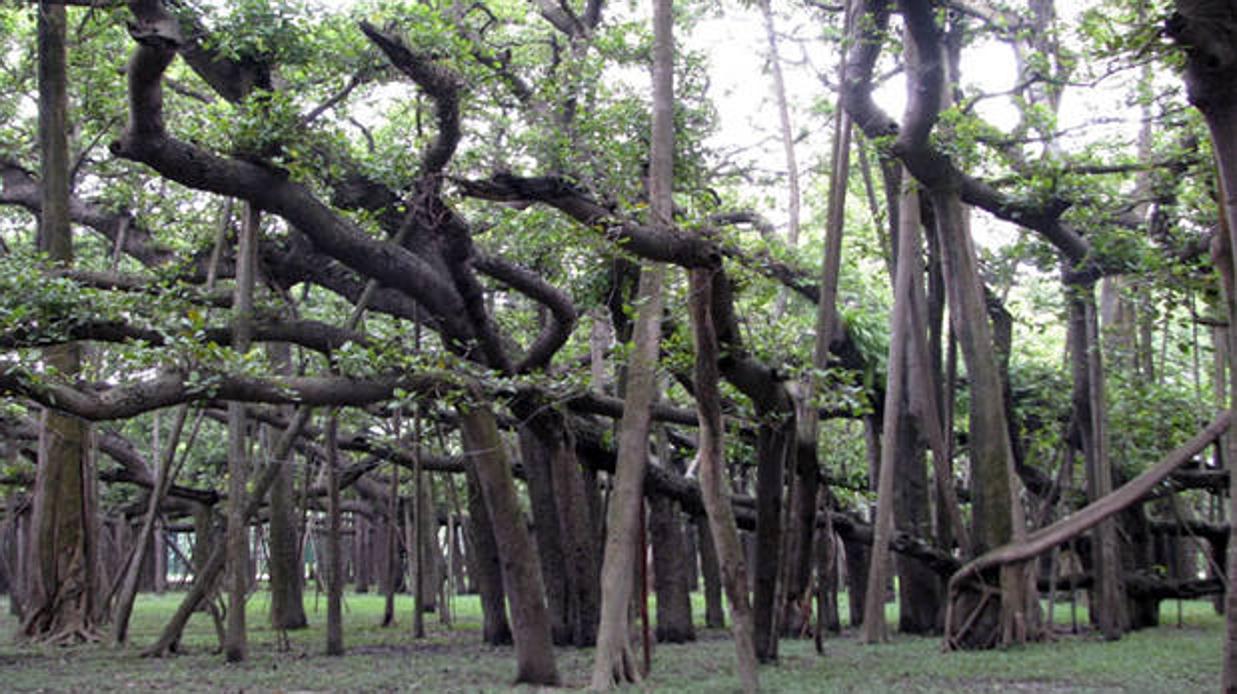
xmin=464 ymin=467 xmax=512 ymax=645
xmin=785 ymin=419 xmax=819 ymax=613
xmin=753 ymin=419 xmax=790 ymax=660
xmin=24 ymin=2 xmax=99 ymax=645
xmin=268 ymin=353 xmax=308 ymax=631
xmin=650 ymin=495 xmax=695 ymax=643
xmin=519 ymin=425 xmax=572 ymax=645
xmin=894 ymin=404 xmax=940 ymax=634
xmin=1168 ymin=9 xmax=1237 ymax=685
xmin=459 ymin=405 xmax=558 ymax=685
xmin=844 ymin=535 xmax=868 ymax=628
xmin=933 ymin=189 xmax=1033 ymax=649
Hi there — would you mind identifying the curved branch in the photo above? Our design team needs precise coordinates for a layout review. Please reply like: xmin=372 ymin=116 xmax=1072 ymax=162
xmin=111 ymin=15 xmax=480 ymax=354
xmin=456 ymin=174 xmax=721 ymax=267
xmin=842 ymin=0 xmax=1093 ymax=270
xmin=359 ymin=21 xmax=463 ymax=177
xmin=473 ymin=252 xmax=577 ymax=372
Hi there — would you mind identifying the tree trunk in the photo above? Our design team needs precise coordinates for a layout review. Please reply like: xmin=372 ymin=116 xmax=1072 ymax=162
xmin=112 ymin=407 xmax=188 ymax=645
xmin=464 ymin=466 xmax=511 ymax=644
xmin=590 ymin=0 xmax=674 ymax=682
xmin=354 ymin=513 xmax=370 ymax=594
xmin=861 ymin=172 xmax=919 ymax=644
xmin=933 ymin=188 xmax=1033 ymax=649
xmin=650 ymin=494 xmax=695 ymax=643
xmin=223 ymin=203 xmax=259 ymax=663
xmin=324 ymin=413 xmax=344 ymax=655
xmin=539 ymin=412 xmax=601 ymax=647
xmin=459 ymin=405 xmax=558 ymax=685
xmin=519 ymin=424 xmax=572 ymax=645
xmin=268 ymin=350 xmax=307 ymax=630
xmin=144 ymin=408 xmax=312 ymax=657
xmin=696 ymin=515 xmax=725 ymax=629
xmin=753 ymin=419 xmax=790 ymax=660
xmin=590 ymin=259 xmax=665 ymax=687
xmin=689 ymin=266 xmax=760 ymax=694
xmin=23 ymin=2 xmax=99 ymax=645
xmin=1082 ymin=290 xmax=1128 ymax=639
xmin=412 ymin=418 xmax=427 ymax=637
xmin=843 ymin=534 xmax=868 ymax=628
xmin=1167 ymin=10 xmax=1237 ymax=685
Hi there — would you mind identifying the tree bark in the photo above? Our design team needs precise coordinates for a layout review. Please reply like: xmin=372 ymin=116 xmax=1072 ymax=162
xmin=519 ymin=424 xmax=572 ymax=645
xmin=1167 ymin=6 xmax=1237 ymax=686
xmin=459 ymin=404 xmax=558 ymax=685
xmin=590 ymin=259 xmax=666 ymax=687
xmin=1082 ymin=290 xmax=1128 ymax=639
xmin=324 ymin=413 xmax=344 ymax=655
xmin=223 ymin=203 xmax=259 ymax=663
xmin=933 ymin=187 xmax=1033 ymax=648
xmin=650 ymin=494 xmax=695 ymax=643
xmin=690 ymin=266 xmax=760 ymax=694
xmin=268 ymin=346 xmax=308 ymax=630
xmin=23 ymin=0 xmax=99 ymax=645
xmin=696 ymin=514 xmax=725 ymax=629
xmin=861 ymin=172 xmax=919 ymax=644
xmin=463 ymin=465 xmax=512 ymax=645
xmin=753 ymin=419 xmax=790 ymax=660
xmin=590 ymin=0 xmax=673 ymax=683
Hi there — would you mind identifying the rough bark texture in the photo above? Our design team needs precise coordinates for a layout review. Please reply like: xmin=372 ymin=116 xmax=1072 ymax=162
xmin=459 ymin=405 xmax=558 ymax=685
xmin=589 ymin=262 xmax=665 ymax=688
xmin=935 ymin=186 xmax=1033 ymax=648
xmin=23 ymin=1 xmax=99 ymax=645
xmin=519 ymin=425 xmax=572 ymax=645
xmin=753 ymin=420 xmax=790 ymax=660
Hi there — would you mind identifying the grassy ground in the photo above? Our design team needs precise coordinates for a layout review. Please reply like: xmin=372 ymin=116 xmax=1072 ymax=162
xmin=0 ymin=590 xmax=1221 ymax=692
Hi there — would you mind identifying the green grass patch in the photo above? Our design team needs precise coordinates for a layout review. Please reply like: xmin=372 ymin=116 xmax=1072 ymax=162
xmin=0 ymin=592 xmax=1221 ymax=692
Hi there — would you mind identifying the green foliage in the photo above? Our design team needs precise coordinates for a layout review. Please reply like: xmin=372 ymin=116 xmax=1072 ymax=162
xmin=189 ymin=0 xmax=314 ymax=67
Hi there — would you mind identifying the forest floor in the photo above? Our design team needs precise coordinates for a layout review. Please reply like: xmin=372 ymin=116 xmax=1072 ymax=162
xmin=0 ymin=591 xmax=1220 ymax=692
